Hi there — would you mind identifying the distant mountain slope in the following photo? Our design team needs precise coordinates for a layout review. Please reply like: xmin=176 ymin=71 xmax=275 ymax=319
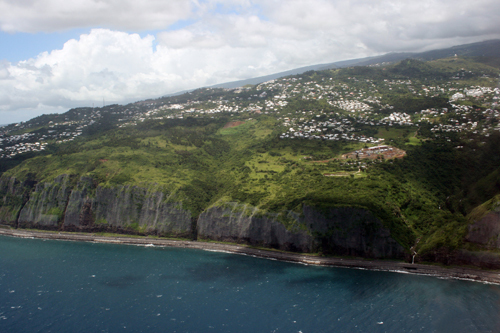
xmin=415 ymin=39 xmax=500 ymax=61
xmin=207 ymin=62 xmax=339 ymax=89
xmin=204 ymin=39 xmax=500 ymax=90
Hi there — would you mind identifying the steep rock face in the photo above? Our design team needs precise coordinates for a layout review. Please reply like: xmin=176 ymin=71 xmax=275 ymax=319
xmin=2 ymin=175 xmax=193 ymax=237
xmin=465 ymin=197 xmax=500 ymax=248
xmin=90 ymin=185 xmax=192 ymax=237
xmin=197 ymin=203 xmax=405 ymax=258
xmin=303 ymin=205 xmax=406 ymax=258
xmin=444 ymin=197 xmax=500 ymax=268
xmin=1 ymin=174 xmax=405 ymax=259
xmin=417 ymin=196 xmax=500 ymax=268
xmin=466 ymin=211 xmax=500 ymax=248
xmin=63 ymin=176 xmax=97 ymax=228
xmin=18 ymin=174 xmax=71 ymax=228
xmin=0 ymin=176 xmax=36 ymax=225
xmin=197 ymin=202 xmax=313 ymax=252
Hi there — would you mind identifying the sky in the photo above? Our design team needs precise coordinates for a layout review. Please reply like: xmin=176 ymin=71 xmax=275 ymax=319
xmin=1 ymin=0 xmax=500 ymax=124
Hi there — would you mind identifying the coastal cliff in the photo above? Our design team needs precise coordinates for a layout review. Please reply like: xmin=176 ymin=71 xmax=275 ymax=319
xmin=0 ymin=174 xmax=406 ymax=259
xmin=198 ymin=202 xmax=405 ymax=258
xmin=89 ymin=184 xmax=192 ymax=237
xmin=63 ymin=177 xmax=193 ymax=238
xmin=18 ymin=174 xmax=72 ymax=227
xmin=465 ymin=194 xmax=500 ymax=249
xmin=456 ymin=194 xmax=500 ymax=269
xmin=302 ymin=205 xmax=405 ymax=258
xmin=0 ymin=176 xmax=36 ymax=225
xmin=197 ymin=202 xmax=313 ymax=252
xmin=2 ymin=175 xmax=193 ymax=237
xmin=416 ymin=195 xmax=500 ymax=269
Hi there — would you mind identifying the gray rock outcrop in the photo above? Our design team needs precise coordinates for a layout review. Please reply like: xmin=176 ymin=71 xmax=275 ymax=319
xmin=303 ymin=205 xmax=406 ymax=258
xmin=197 ymin=202 xmax=405 ymax=258
xmin=197 ymin=202 xmax=313 ymax=252
xmin=18 ymin=174 xmax=71 ymax=227
xmin=64 ymin=176 xmax=96 ymax=227
xmin=0 ymin=176 xmax=35 ymax=225
xmin=90 ymin=185 xmax=192 ymax=237
xmin=466 ymin=208 xmax=500 ymax=248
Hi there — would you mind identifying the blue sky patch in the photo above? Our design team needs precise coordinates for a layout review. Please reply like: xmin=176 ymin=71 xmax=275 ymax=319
xmin=0 ymin=29 xmax=89 ymax=63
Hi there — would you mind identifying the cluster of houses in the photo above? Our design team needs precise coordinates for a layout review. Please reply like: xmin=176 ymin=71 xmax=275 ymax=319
xmin=2 ymin=66 xmax=498 ymax=155
xmin=280 ymin=130 xmax=382 ymax=143
xmin=416 ymin=100 xmax=500 ymax=135
xmin=118 ymin=99 xmax=241 ymax=125
xmin=430 ymin=122 xmax=474 ymax=133
xmin=0 ymin=109 xmax=100 ymax=158
xmin=0 ymin=142 xmax=48 ymax=158
xmin=450 ymin=86 xmax=498 ymax=101
xmin=379 ymin=112 xmax=413 ymax=126
xmin=54 ymin=130 xmax=83 ymax=143
xmin=418 ymin=108 xmax=448 ymax=122
xmin=279 ymin=117 xmax=384 ymax=143
xmin=328 ymin=100 xmax=372 ymax=112
xmin=268 ymin=77 xmax=499 ymax=142
xmin=428 ymin=108 xmax=500 ymax=134
xmin=0 ymin=132 xmax=35 ymax=144
xmin=0 ymin=125 xmax=85 ymax=158
xmin=132 ymin=74 xmax=499 ymax=133
xmin=256 ymin=77 xmax=380 ymax=113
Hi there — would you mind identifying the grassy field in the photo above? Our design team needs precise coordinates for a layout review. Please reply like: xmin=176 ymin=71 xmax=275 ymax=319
xmin=376 ymin=127 xmax=414 ymax=140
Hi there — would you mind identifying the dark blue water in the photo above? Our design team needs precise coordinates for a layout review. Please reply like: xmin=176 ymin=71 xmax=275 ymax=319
xmin=1 ymin=236 xmax=500 ymax=333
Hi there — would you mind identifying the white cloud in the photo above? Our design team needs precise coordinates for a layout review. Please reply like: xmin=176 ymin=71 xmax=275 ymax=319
xmin=0 ymin=28 xmax=280 ymax=122
xmin=1 ymin=0 xmax=500 ymax=123
xmin=1 ymin=30 xmax=160 ymax=119
xmin=0 ymin=0 xmax=194 ymax=32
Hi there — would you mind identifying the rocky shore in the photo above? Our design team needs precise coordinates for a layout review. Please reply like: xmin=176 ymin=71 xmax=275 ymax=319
xmin=2 ymin=227 xmax=500 ymax=285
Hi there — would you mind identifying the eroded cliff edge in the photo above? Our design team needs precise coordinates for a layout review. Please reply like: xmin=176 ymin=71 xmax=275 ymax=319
xmin=2 ymin=174 xmax=406 ymax=259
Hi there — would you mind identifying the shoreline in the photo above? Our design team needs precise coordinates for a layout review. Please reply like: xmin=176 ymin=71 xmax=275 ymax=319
xmin=2 ymin=228 xmax=500 ymax=284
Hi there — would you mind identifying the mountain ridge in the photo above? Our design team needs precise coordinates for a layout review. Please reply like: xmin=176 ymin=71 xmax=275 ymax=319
xmin=194 ymin=39 xmax=500 ymax=91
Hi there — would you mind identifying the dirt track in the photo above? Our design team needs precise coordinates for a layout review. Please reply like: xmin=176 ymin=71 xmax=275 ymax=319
xmin=2 ymin=228 xmax=500 ymax=284
xmin=223 ymin=121 xmax=244 ymax=128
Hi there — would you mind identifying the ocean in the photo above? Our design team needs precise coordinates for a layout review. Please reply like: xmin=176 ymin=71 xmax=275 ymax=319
xmin=1 ymin=235 xmax=500 ymax=333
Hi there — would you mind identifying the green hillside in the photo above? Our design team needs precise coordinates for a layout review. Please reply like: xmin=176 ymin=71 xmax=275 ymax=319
xmin=1 ymin=55 xmax=500 ymax=264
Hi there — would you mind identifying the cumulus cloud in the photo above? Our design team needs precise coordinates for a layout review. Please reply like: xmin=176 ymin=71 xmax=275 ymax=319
xmin=0 ymin=28 xmax=279 ymax=122
xmin=1 ymin=0 xmax=500 ymax=123
xmin=1 ymin=30 xmax=160 ymax=118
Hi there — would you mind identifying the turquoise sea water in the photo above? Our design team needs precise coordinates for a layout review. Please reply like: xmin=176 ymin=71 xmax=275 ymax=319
xmin=1 ymin=235 xmax=500 ymax=333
